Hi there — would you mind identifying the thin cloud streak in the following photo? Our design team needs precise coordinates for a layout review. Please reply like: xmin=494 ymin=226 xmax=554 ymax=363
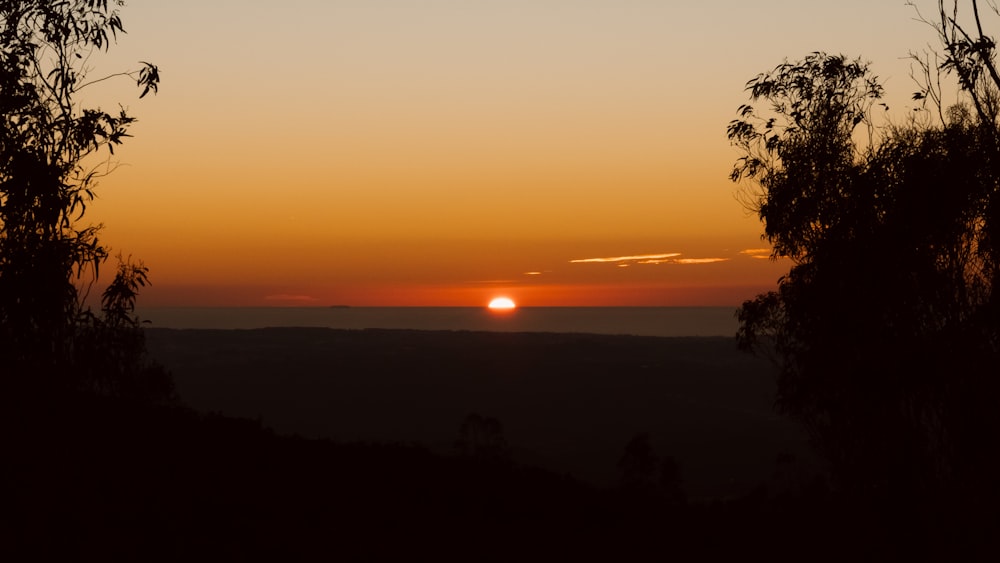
xmin=740 ymin=248 xmax=773 ymax=260
xmin=674 ymin=258 xmax=729 ymax=265
xmin=570 ymin=252 xmax=681 ymax=264
xmin=633 ymin=258 xmax=728 ymax=265
xmin=571 ymin=252 xmax=728 ymax=266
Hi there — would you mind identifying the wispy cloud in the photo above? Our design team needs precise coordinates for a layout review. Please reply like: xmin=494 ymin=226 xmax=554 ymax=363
xmin=570 ymin=252 xmax=681 ymax=264
xmin=524 ymin=271 xmax=542 ymax=276
xmin=634 ymin=258 xmax=675 ymax=265
xmin=740 ymin=248 xmax=772 ymax=260
xmin=674 ymin=258 xmax=729 ymax=265
xmin=571 ymin=252 xmax=728 ymax=266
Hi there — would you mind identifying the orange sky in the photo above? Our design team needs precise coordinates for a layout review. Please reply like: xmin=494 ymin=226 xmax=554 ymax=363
xmin=79 ymin=1 xmax=972 ymax=306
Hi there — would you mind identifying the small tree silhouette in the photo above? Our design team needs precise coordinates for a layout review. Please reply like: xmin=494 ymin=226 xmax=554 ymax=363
xmin=455 ymin=413 xmax=511 ymax=464
xmin=617 ymin=432 xmax=658 ymax=492
xmin=74 ymin=256 xmax=174 ymax=401
xmin=617 ymin=432 xmax=685 ymax=504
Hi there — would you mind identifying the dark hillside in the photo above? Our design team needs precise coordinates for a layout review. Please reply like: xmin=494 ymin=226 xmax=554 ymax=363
xmin=0 ymin=390 xmax=848 ymax=561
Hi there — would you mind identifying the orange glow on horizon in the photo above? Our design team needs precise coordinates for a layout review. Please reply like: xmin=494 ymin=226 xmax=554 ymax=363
xmin=125 ymin=280 xmax=784 ymax=309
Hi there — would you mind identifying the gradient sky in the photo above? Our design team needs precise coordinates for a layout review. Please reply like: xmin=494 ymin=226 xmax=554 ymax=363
xmin=81 ymin=1 xmax=970 ymax=306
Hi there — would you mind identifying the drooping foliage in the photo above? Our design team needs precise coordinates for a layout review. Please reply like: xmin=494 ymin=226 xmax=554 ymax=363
xmin=729 ymin=45 xmax=1000 ymax=503
xmin=0 ymin=0 xmax=167 ymax=397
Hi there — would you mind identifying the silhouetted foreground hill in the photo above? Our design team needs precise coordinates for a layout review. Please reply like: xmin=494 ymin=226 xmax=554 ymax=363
xmin=3 ymin=330 xmax=996 ymax=560
xmin=0 ymin=389 xmax=894 ymax=562
xmin=3 ymin=391 xmax=606 ymax=560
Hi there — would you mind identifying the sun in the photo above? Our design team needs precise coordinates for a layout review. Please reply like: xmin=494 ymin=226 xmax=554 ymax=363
xmin=487 ymin=297 xmax=516 ymax=310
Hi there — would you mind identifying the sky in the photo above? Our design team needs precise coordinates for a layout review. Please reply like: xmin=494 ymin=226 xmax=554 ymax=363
xmin=79 ymin=1 xmax=978 ymax=306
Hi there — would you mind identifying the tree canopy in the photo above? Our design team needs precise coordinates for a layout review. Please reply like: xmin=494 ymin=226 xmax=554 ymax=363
xmin=0 ymin=0 xmax=166 ymax=396
xmin=729 ymin=2 xmax=1000 ymax=510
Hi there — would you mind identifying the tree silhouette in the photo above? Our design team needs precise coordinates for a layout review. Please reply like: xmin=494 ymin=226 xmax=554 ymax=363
xmin=617 ymin=432 xmax=659 ymax=492
xmin=455 ymin=413 xmax=511 ymax=464
xmin=0 ymin=1 xmax=162 ymax=390
xmin=74 ymin=255 xmax=175 ymax=400
xmin=728 ymin=47 xmax=1000 ymax=509
xmin=910 ymin=1 xmax=1000 ymax=125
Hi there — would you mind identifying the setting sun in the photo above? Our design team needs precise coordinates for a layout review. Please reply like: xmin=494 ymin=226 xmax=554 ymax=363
xmin=488 ymin=297 xmax=516 ymax=310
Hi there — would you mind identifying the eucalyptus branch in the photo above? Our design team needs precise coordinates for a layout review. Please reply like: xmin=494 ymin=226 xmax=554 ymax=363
xmin=970 ymin=0 xmax=1000 ymax=93
xmin=77 ymin=69 xmax=143 ymax=92
xmin=909 ymin=48 xmax=947 ymax=124
xmin=947 ymin=10 xmax=1000 ymax=79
